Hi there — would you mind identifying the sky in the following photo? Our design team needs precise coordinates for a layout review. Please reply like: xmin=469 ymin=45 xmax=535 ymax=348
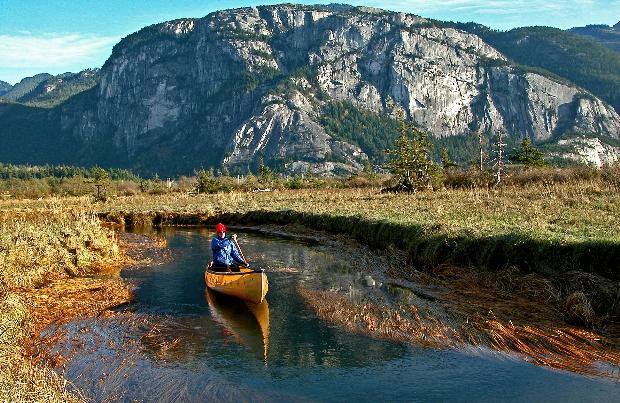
xmin=1 ymin=0 xmax=619 ymax=85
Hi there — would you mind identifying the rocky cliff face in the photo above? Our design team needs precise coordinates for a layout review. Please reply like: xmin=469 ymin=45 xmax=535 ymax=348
xmin=548 ymin=136 xmax=620 ymax=167
xmin=6 ymin=4 xmax=620 ymax=175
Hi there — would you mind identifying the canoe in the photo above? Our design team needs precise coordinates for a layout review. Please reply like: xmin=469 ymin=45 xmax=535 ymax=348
xmin=205 ymin=288 xmax=270 ymax=360
xmin=205 ymin=262 xmax=268 ymax=304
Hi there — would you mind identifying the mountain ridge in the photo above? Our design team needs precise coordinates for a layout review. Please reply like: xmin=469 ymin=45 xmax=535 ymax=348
xmin=569 ymin=22 xmax=620 ymax=53
xmin=1 ymin=4 xmax=619 ymax=175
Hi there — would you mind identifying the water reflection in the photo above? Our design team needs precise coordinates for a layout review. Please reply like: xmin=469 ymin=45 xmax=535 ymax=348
xmin=205 ymin=288 xmax=270 ymax=361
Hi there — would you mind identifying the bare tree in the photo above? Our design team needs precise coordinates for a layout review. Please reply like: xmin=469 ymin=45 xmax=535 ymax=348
xmin=477 ymin=131 xmax=488 ymax=171
xmin=492 ymin=130 xmax=507 ymax=185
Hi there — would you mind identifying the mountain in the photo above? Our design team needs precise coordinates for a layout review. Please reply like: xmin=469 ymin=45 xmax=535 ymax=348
xmin=0 ymin=81 xmax=12 ymax=97
xmin=569 ymin=23 xmax=620 ymax=53
xmin=0 ymin=73 xmax=52 ymax=101
xmin=454 ymin=24 xmax=620 ymax=115
xmin=1 ymin=4 xmax=619 ymax=176
xmin=0 ymin=69 xmax=99 ymax=108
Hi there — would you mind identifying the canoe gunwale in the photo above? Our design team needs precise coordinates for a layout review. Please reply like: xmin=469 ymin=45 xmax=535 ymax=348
xmin=205 ymin=268 xmax=265 ymax=276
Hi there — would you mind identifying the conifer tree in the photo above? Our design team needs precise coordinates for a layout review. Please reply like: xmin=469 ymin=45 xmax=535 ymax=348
xmin=512 ymin=136 xmax=548 ymax=167
xmin=258 ymin=157 xmax=273 ymax=183
xmin=385 ymin=111 xmax=441 ymax=192
xmin=441 ymin=147 xmax=457 ymax=169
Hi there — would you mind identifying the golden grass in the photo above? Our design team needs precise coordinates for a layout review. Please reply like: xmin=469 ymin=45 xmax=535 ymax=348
xmin=0 ymin=177 xmax=618 ymax=388
xmin=64 ymin=179 xmax=618 ymax=243
xmin=0 ymin=200 xmax=129 ymax=401
xmin=300 ymin=288 xmax=620 ymax=378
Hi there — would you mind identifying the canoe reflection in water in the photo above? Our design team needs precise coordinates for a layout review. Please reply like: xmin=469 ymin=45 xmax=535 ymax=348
xmin=205 ymin=288 xmax=270 ymax=361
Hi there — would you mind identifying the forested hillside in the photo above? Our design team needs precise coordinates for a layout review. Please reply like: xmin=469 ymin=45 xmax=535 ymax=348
xmin=570 ymin=23 xmax=620 ymax=53
xmin=0 ymin=70 xmax=99 ymax=108
xmin=0 ymin=73 xmax=52 ymax=101
xmin=456 ymin=24 xmax=620 ymax=113
xmin=0 ymin=81 xmax=12 ymax=97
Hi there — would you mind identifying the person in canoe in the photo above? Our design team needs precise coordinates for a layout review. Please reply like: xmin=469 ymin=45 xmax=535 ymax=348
xmin=211 ymin=223 xmax=247 ymax=272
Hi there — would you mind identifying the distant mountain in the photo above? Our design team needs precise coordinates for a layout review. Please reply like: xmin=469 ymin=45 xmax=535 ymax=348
xmin=0 ymin=69 xmax=99 ymax=108
xmin=0 ymin=4 xmax=619 ymax=176
xmin=569 ymin=22 xmax=620 ymax=53
xmin=455 ymin=24 xmax=620 ymax=114
xmin=0 ymin=81 xmax=12 ymax=97
xmin=0 ymin=73 xmax=52 ymax=101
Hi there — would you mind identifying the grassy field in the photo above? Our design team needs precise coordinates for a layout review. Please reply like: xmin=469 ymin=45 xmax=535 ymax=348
xmin=96 ymin=178 xmax=620 ymax=272
xmin=93 ymin=175 xmax=619 ymax=326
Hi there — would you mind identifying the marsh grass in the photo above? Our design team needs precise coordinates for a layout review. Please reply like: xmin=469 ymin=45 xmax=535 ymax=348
xmin=0 ymin=200 xmax=126 ymax=401
xmin=300 ymin=288 xmax=620 ymax=378
xmin=0 ymin=171 xmax=619 ymax=391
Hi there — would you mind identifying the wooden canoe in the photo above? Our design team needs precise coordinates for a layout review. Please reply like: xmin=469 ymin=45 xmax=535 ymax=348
xmin=205 ymin=262 xmax=268 ymax=304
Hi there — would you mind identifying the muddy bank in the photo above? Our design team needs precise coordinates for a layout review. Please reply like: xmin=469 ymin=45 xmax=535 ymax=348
xmin=99 ymin=210 xmax=620 ymax=327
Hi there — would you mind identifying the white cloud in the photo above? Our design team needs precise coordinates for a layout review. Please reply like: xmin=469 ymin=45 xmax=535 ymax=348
xmin=357 ymin=0 xmax=620 ymax=27
xmin=0 ymin=33 xmax=119 ymax=69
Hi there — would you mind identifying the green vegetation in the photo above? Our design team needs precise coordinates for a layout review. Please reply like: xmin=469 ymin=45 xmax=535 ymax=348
xmin=0 ymin=163 xmax=138 ymax=180
xmin=440 ymin=147 xmax=458 ymax=169
xmin=207 ymin=67 xmax=283 ymax=104
xmin=0 ymin=74 xmax=52 ymax=101
xmin=384 ymin=112 xmax=442 ymax=192
xmin=510 ymin=137 xmax=548 ymax=167
xmin=18 ymin=70 xmax=99 ymax=108
xmin=258 ymin=158 xmax=274 ymax=183
xmin=320 ymin=101 xmax=400 ymax=164
xmin=570 ymin=24 xmax=620 ymax=53
xmin=195 ymin=169 xmax=231 ymax=194
xmin=108 ymin=19 xmax=196 ymax=62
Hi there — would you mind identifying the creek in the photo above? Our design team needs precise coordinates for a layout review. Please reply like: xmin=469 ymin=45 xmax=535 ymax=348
xmin=41 ymin=227 xmax=620 ymax=402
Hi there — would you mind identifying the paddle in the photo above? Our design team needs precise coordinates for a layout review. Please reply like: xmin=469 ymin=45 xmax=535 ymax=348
xmin=231 ymin=234 xmax=263 ymax=273
xmin=231 ymin=234 xmax=247 ymax=263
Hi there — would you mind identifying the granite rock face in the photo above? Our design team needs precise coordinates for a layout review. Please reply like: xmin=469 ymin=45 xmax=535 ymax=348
xmin=14 ymin=5 xmax=620 ymax=174
xmin=550 ymin=136 xmax=620 ymax=167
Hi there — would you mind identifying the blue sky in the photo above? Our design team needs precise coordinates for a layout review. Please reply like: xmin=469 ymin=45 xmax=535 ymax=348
xmin=1 ymin=0 xmax=619 ymax=84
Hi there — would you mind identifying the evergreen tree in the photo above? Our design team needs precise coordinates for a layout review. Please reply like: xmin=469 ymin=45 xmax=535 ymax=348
xmin=258 ymin=157 xmax=273 ymax=183
xmin=385 ymin=112 xmax=442 ymax=192
xmin=441 ymin=147 xmax=458 ymax=169
xmin=511 ymin=136 xmax=548 ymax=167
xmin=91 ymin=166 xmax=110 ymax=184
xmin=195 ymin=168 xmax=221 ymax=194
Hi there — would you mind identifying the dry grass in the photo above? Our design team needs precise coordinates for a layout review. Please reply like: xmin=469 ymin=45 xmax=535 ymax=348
xmin=299 ymin=289 xmax=463 ymax=348
xmin=300 ymin=288 xmax=620 ymax=378
xmin=0 ymin=176 xmax=618 ymax=389
xmin=75 ymin=179 xmax=619 ymax=244
xmin=0 ymin=200 xmax=129 ymax=401
xmin=3 ymin=179 xmax=616 ymax=247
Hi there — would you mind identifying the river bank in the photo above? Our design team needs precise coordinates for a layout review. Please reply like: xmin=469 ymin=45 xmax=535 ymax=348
xmin=94 ymin=182 xmax=620 ymax=327
xmin=0 ymin=206 xmax=132 ymax=401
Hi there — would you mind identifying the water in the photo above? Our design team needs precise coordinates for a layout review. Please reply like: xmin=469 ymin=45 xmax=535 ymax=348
xmin=43 ymin=228 xmax=620 ymax=402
